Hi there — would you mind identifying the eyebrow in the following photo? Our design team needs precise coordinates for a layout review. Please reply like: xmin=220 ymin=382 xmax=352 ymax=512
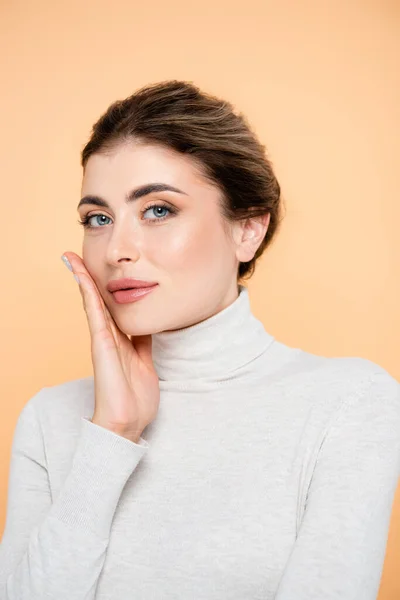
xmin=77 ymin=183 xmax=188 ymax=210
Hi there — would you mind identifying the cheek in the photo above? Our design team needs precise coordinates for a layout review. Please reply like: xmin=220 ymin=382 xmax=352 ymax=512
xmin=81 ymin=246 xmax=102 ymax=280
xmin=149 ymin=222 xmax=229 ymax=271
xmin=149 ymin=230 xmax=200 ymax=269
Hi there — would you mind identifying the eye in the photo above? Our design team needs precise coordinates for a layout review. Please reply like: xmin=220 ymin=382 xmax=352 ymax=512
xmin=77 ymin=201 xmax=177 ymax=230
xmin=77 ymin=214 xmax=112 ymax=229
xmin=142 ymin=204 xmax=171 ymax=220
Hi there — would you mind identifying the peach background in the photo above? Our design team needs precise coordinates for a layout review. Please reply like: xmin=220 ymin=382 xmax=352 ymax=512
xmin=1 ymin=0 xmax=399 ymax=596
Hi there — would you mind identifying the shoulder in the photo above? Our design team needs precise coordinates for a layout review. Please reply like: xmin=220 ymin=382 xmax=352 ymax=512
xmin=21 ymin=376 xmax=95 ymax=423
xmin=275 ymin=344 xmax=400 ymax=421
xmin=311 ymin=359 xmax=400 ymax=480
xmin=317 ymin=355 xmax=399 ymax=403
xmin=284 ymin=345 xmax=398 ymax=393
xmin=294 ymin=351 xmax=400 ymax=430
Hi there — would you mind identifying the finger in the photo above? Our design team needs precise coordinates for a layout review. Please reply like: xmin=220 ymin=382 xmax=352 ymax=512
xmin=63 ymin=252 xmax=135 ymax=352
xmin=102 ymin=300 xmax=125 ymax=350
xmin=63 ymin=254 xmax=109 ymax=339
xmin=74 ymin=271 xmax=110 ymax=339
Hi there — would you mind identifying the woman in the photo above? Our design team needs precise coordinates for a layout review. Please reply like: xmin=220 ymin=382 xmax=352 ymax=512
xmin=1 ymin=80 xmax=399 ymax=600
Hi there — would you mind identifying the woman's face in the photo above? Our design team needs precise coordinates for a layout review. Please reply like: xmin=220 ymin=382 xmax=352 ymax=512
xmin=79 ymin=141 xmax=255 ymax=336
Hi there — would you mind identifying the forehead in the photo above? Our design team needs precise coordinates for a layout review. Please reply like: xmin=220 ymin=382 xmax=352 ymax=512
xmin=81 ymin=141 xmax=214 ymax=197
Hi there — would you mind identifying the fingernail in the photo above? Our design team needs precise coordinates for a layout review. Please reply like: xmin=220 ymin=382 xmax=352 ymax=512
xmin=61 ymin=255 xmax=73 ymax=272
xmin=74 ymin=274 xmax=80 ymax=284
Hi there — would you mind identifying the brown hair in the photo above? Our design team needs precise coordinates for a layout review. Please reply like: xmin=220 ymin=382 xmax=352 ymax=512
xmin=81 ymin=80 xmax=284 ymax=282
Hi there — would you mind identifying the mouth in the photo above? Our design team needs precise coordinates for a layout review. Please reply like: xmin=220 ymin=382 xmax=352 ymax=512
xmin=107 ymin=278 xmax=159 ymax=293
xmin=111 ymin=283 xmax=158 ymax=292
xmin=111 ymin=284 xmax=159 ymax=304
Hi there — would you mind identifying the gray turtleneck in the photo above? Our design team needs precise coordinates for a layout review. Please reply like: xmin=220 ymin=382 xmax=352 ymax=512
xmin=1 ymin=285 xmax=399 ymax=599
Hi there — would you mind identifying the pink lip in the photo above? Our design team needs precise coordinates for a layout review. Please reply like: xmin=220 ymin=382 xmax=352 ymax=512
xmin=111 ymin=284 xmax=158 ymax=304
xmin=107 ymin=278 xmax=158 ymax=293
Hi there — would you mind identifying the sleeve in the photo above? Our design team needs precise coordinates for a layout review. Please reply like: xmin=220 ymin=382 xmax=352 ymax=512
xmin=275 ymin=371 xmax=400 ymax=600
xmin=0 ymin=388 xmax=149 ymax=600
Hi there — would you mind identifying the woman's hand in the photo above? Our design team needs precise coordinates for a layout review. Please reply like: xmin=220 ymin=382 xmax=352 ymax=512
xmin=62 ymin=251 xmax=160 ymax=443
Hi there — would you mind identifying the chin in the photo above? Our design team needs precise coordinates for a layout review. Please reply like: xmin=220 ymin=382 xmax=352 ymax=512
xmin=114 ymin=316 xmax=161 ymax=338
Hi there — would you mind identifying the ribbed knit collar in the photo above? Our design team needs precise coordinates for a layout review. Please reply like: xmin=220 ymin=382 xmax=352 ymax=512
xmin=151 ymin=284 xmax=275 ymax=385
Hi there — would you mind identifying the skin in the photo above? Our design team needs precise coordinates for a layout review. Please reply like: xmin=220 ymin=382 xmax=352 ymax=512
xmin=74 ymin=140 xmax=270 ymax=337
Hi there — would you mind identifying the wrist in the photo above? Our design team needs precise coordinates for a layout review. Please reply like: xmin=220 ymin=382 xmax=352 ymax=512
xmin=90 ymin=418 xmax=142 ymax=444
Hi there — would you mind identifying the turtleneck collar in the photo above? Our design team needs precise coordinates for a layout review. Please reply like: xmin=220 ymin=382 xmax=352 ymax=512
xmin=151 ymin=284 xmax=275 ymax=385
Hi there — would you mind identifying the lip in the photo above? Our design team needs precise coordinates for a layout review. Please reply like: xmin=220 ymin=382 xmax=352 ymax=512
xmin=107 ymin=278 xmax=158 ymax=293
xmin=111 ymin=285 xmax=158 ymax=304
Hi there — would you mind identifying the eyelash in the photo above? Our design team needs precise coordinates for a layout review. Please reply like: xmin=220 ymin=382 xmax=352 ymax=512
xmin=77 ymin=201 xmax=177 ymax=230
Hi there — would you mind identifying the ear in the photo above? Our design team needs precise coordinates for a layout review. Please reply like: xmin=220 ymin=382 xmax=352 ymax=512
xmin=232 ymin=212 xmax=271 ymax=264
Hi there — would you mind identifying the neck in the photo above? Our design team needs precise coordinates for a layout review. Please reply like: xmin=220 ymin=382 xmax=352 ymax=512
xmin=151 ymin=284 xmax=275 ymax=385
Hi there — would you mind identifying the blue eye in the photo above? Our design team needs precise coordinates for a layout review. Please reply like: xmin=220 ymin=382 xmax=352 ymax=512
xmin=79 ymin=214 xmax=111 ymax=228
xmin=77 ymin=202 xmax=177 ymax=230
xmin=143 ymin=205 xmax=170 ymax=220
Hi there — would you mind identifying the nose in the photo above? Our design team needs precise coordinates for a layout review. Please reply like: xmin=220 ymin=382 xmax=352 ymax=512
xmin=104 ymin=219 xmax=142 ymax=266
